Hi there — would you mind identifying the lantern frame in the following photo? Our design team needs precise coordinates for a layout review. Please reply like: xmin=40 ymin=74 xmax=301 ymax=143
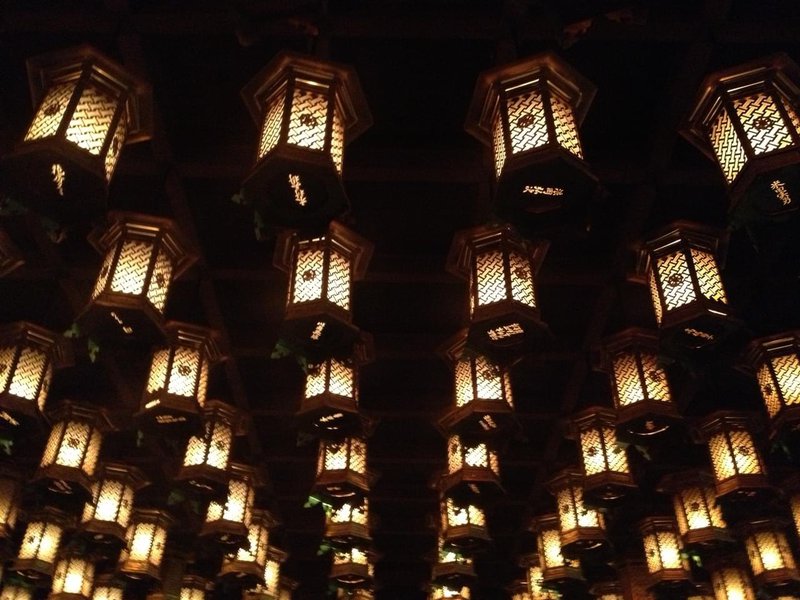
xmin=11 ymin=507 xmax=71 ymax=580
xmin=429 ymin=584 xmax=470 ymax=600
xmin=746 ymin=331 xmax=800 ymax=436
xmin=521 ymin=554 xmax=560 ymax=600
xmin=0 ymin=229 xmax=24 ymax=278
xmin=324 ymin=498 xmax=372 ymax=549
xmin=262 ymin=545 xmax=288 ymax=598
xmin=79 ymin=462 xmax=147 ymax=547
xmin=530 ymin=514 xmax=585 ymax=594
xmin=588 ymin=581 xmax=623 ymax=600
xmin=637 ymin=517 xmax=692 ymax=592
xmin=708 ymin=562 xmax=757 ymax=600
xmin=219 ymin=510 xmax=277 ymax=585
xmin=200 ymin=462 xmax=260 ymax=549
xmin=440 ymin=497 xmax=490 ymax=555
xmin=431 ymin=537 xmax=475 ymax=586
xmin=91 ymin=574 xmax=126 ymax=600
xmin=330 ymin=547 xmax=375 ymax=588
xmin=740 ymin=519 xmax=800 ymax=592
xmin=313 ymin=436 xmax=373 ymax=504
xmin=117 ymin=508 xmax=173 ymax=582
xmin=49 ymin=554 xmax=95 ymax=600
xmin=658 ymin=471 xmax=734 ymax=548
xmin=546 ymin=470 xmax=607 ymax=557
xmin=434 ymin=434 xmax=503 ymax=501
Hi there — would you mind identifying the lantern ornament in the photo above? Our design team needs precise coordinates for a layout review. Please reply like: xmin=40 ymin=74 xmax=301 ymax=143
xmin=440 ymin=498 xmax=490 ymax=553
xmin=118 ymin=509 xmax=172 ymax=581
xmin=588 ymin=582 xmax=623 ymax=600
xmin=274 ymin=221 xmax=373 ymax=358
xmin=201 ymin=463 xmax=259 ymax=549
xmin=0 ymin=322 xmax=66 ymax=427
xmin=446 ymin=224 xmax=549 ymax=361
xmin=697 ymin=412 xmax=770 ymax=502
xmin=314 ymin=436 xmax=372 ymax=502
xmin=465 ymin=52 xmax=597 ymax=223
xmin=430 ymin=585 xmax=470 ymax=600
xmin=79 ymin=462 xmax=147 ymax=546
xmin=683 ymin=54 xmax=800 ymax=216
xmin=0 ymin=471 xmax=21 ymax=541
xmin=547 ymin=470 xmax=607 ymax=557
xmin=747 ymin=331 xmax=800 ymax=435
xmin=219 ymin=510 xmax=275 ymax=584
xmin=325 ymin=499 xmax=371 ymax=548
xmin=432 ymin=536 xmax=475 ymax=585
xmin=241 ymin=51 xmax=372 ymax=228
xmin=709 ymin=564 xmax=757 ymax=600
xmin=91 ymin=575 xmax=125 ymax=600
xmin=659 ymin=472 xmax=732 ymax=547
xmin=3 ymin=45 xmax=152 ymax=219
xmin=35 ymin=402 xmax=109 ymax=500
xmin=571 ymin=408 xmax=635 ymax=506
xmin=178 ymin=576 xmax=208 ymax=600
xmin=531 ymin=514 xmax=584 ymax=594
xmin=599 ymin=328 xmax=681 ymax=438
xmin=330 ymin=547 xmax=374 ymax=588
xmin=138 ymin=322 xmax=222 ymax=432
xmin=741 ymin=520 xmax=800 ymax=592
xmin=638 ymin=517 xmax=691 ymax=592
xmin=11 ymin=508 xmax=69 ymax=579
xmin=0 ymin=585 xmax=32 ymax=600
xmin=49 ymin=555 xmax=95 ymax=600
xmin=436 ymin=434 xmax=502 ymax=500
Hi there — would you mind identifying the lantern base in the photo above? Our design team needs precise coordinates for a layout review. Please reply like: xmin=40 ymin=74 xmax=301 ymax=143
xmin=435 ymin=468 xmax=504 ymax=503
xmin=330 ymin=563 xmax=373 ymax=588
xmin=78 ymin=294 xmax=168 ymax=343
xmin=77 ymin=521 xmax=127 ymax=552
xmin=118 ymin=561 xmax=162 ymax=583
xmin=437 ymin=401 xmax=518 ymax=439
xmin=279 ymin=308 xmax=362 ymax=362
xmin=296 ymin=394 xmax=370 ymax=437
xmin=583 ymin=475 xmax=637 ymax=508
xmin=0 ymin=397 xmax=44 ymax=433
xmin=659 ymin=306 xmax=744 ymax=355
xmin=134 ymin=396 xmax=204 ymax=438
xmin=443 ymin=524 xmax=491 ymax=555
xmin=756 ymin=572 xmax=800 ymax=595
xmin=324 ymin=522 xmax=372 ymax=549
xmin=681 ymin=527 xmax=735 ymax=549
xmin=560 ymin=531 xmax=608 ymax=559
xmin=729 ymin=153 xmax=800 ymax=220
xmin=10 ymin=557 xmax=55 ymax=581
xmin=313 ymin=469 xmax=372 ymax=505
xmin=646 ymin=573 xmax=693 ymax=595
xmin=199 ymin=523 xmax=249 ymax=551
xmin=217 ymin=563 xmax=264 ymax=588
xmin=464 ymin=306 xmax=553 ymax=365
xmin=431 ymin=562 xmax=476 ymax=586
xmin=175 ymin=464 xmax=230 ymax=498
xmin=615 ymin=401 xmax=683 ymax=442
xmin=32 ymin=467 xmax=92 ymax=505
xmin=715 ymin=474 xmax=774 ymax=505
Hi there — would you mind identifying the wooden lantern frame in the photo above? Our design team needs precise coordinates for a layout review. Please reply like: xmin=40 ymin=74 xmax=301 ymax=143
xmin=313 ymin=436 xmax=373 ymax=504
xmin=79 ymin=462 xmax=147 ymax=547
xmin=440 ymin=497 xmax=490 ymax=555
xmin=435 ymin=434 xmax=503 ymax=501
xmin=324 ymin=498 xmax=372 ymax=549
xmin=638 ymin=516 xmax=692 ymax=592
xmin=530 ymin=513 xmax=585 ymax=594
xmin=117 ymin=508 xmax=173 ymax=582
xmin=746 ymin=331 xmax=800 ymax=436
xmin=658 ymin=471 xmax=733 ymax=548
xmin=546 ymin=470 xmax=607 ymax=557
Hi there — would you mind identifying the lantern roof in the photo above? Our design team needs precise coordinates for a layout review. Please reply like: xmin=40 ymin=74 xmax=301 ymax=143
xmin=97 ymin=461 xmax=149 ymax=490
xmin=694 ymin=410 xmax=765 ymax=441
xmin=164 ymin=321 xmax=225 ymax=362
xmin=201 ymin=399 xmax=249 ymax=436
xmin=44 ymin=399 xmax=114 ymax=430
xmin=0 ymin=320 xmax=72 ymax=368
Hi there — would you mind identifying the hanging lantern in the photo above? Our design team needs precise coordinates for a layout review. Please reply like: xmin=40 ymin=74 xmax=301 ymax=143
xmin=659 ymin=471 xmax=732 ymax=547
xmin=525 ymin=560 xmax=561 ymax=599
xmin=0 ymin=322 xmax=65 ymax=427
xmin=11 ymin=508 xmax=69 ymax=579
xmin=0 ymin=585 xmax=32 ymax=600
xmin=49 ymin=555 xmax=94 ymax=600
xmin=219 ymin=510 xmax=275 ymax=584
xmin=531 ymin=514 xmax=584 ymax=593
xmin=200 ymin=463 xmax=258 ymax=549
xmin=314 ymin=436 xmax=371 ymax=502
xmin=118 ymin=509 xmax=172 ymax=581
xmin=464 ymin=52 xmax=597 ymax=223
xmin=0 ymin=471 xmax=21 ymax=541
xmin=0 ymin=229 xmax=24 ymax=278
xmin=81 ymin=212 xmax=195 ymax=340
xmin=91 ymin=575 xmax=125 ymax=600
xmin=683 ymin=54 xmax=800 ymax=216
xmin=436 ymin=434 xmax=502 ymax=500
xmin=709 ymin=564 xmax=756 ymax=600
xmin=599 ymin=328 xmax=681 ymax=438
xmin=274 ymin=221 xmax=372 ymax=358
xmin=330 ymin=547 xmax=374 ymax=588
xmin=178 ymin=576 xmax=208 ymax=600
xmin=440 ymin=497 xmax=490 ymax=553
xmin=79 ymin=462 xmax=147 ymax=546
xmin=241 ymin=51 xmax=371 ymax=228
xmin=697 ymin=412 xmax=770 ymax=502
xmin=547 ymin=470 xmax=607 ymax=557
xmin=638 ymin=517 xmax=691 ymax=592
xmin=589 ymin=582 xmax=623 ymax=600
xmin=571 ymin=407 xmax=636 ymax=506
xmin=741 ymin=519 xmax=800 ymax=592
xmin=260 ymin=546 xmax=288 ymax=599
xmin=324 ymin=498 xmax=371 ymax=548
xmin=2 ymin=45 xmax=152 ymax=220
xmin=432 ymin=536 xmax=475 ymax=585
xmin=429 ymin=584 xmax=470 ymax=600
xmin=447 ymin=224 xmax=549 ymax=362
xmin=137 ymin=322 xmax=222 ymax=431
xmin=747 ymin=331 xmax=800 ymax=435
xmin=35 ymin=402 xmax=109 ymax=500
xmin=177 ymin=400 xmax=245 ymax=496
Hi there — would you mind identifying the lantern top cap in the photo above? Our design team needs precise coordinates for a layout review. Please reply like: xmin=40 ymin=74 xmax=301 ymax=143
xmin=656 ymin=469 xmax=716 ymax=493
xmin=130 ymin=507 xmax=175 ymax=527
xmin=251 ymin=508 xmax=281 ymax=529
xmin=164 ymin=321 xmax=224 ymax=362
xmin=201 ymin=399 xmax=248 ymax=435
xmin=637 ymin=516 xmax=679 ymax=531
xmin=744 ymin=330 xmax=800 ymax=368
xmin=570 ymin=405 xmax=618 ymax=428
xmin=643 ymin=220 xmax=726 ymax=255
xmin=28 ymin=505 xmax=73 ymax=525
xmin=98 ymin=461 xmax=149 ymax=489
xmin=0 ymin=320 xmax=71 ymax=367
xmin=45 ymin=400 xmax=114 ymax=430
xmin=600 ymin=327 xmax=660 ymax=354
xmin=26 ymin=44 xmax=154 ymax=143
xmin=439 ymin=329 xmax=513 ymax=365
xmin=545 ymin=467 xmax=585 ymax=492
xmin=465 ymin=51 xmax=596 ymax=145
xmin=529 ymin=512 xmax=559 ymax=532
xmin=228 ymin=461 xmax=266 ymax=487
xmin=695 ymin=410 xmax=762 ymax=439
xmin=446 ymin=223 xmax=549 ymax=280
xmin=242 ymin=50 xmax=373 ymax=141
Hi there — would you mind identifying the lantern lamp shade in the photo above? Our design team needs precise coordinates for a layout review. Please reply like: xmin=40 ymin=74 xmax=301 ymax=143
xmin=440 ymin=498 xmax=490 ymax=554
xmin=12 ymin=509 xmax=68 ymax=579
xmin=430 ymin=585 xmax=470 ymax=600
xmin=747 ymin=331 xmax=800 ymax=433
xmin=90 ymin=575 xmax=125 ymax=600
xmin=682 ymin=54 xmax=800 ymax=214
xmin=588 ymin=582 xmax=623 ymax=600
xmin=741 ymin=520 xmax=800 ymax=589
xmin=201 ymin=463 xmax=258 ymax=548
xmin=0 ymin=473 xmax=21 ymax=539
xmin=526 ymin=564 xmax=561 ymax=599
xmin=81 ymin=212 xmax=194 ymax=340
xmin=298 ymin=356 xmax=362 ymax=435
xmin=80 ymin=462 xmax=146 ymax=545
xmin=3 ymin=45 xmax=152 ymax=218
xmin=432 ymin=536 xmax=475 ymax=585
xmin=0 ymin=322 xmax=63 ymax=425
xmin=572 ymin=408 xmax=635 ymax=505
xmin=638 ymin=517 xmax=690 ymax=589
xmin=0 ymin=229 xmax=24 ymax=278
xmin=660 ymin=472 xmax=732 ymax=547
xmin=710 ymin=565 xmax=757 ymax=600
xmin=117 ymin=509 xmax=172 ymax=581
xmin=531 ymin=514 xmax=584 ymax=591
xmin=447 ymin=224 xmax=549 ymax=362
xmin=314 ymin=436 xmax=371 ymax=501
xmin=437 ymin=434 xmax=501 ymax=500
xmin=241 ymin=51 xmax=372 ymax=228
xmin=330 ymin=547 xmax=374 ymax=587
xmin=600 ymin=328 xmax=681 ymax=438
xmin=49 ymin=555 xmax=94 ymax=600
xmin=179 ymin=576 xmax=209 ymax=600
xmin=325 ymin=498 xmax=371 ymax=548
xmin=219 ymin=510 xmax=275 ymax=583
xmin=0 ymin=585 xmax=33 ymax=600
xmin=547 ymin=471 xmax=607 ymax=557
xmin=465 ymin=52 xmax=597 ymax=220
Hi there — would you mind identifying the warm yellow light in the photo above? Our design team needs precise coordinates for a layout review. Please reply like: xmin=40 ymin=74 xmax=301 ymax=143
xmin=51 ymin=556 xmax=94 ymax=598
xmin=91 ymin=581 xmax=124 ymax=600
xmin=710 ymin=566 xmax=756 ymax=600
xmin=38 ymin=405 xmax=103 ymax=486
xmin=430 ymin=585 xmax=470 ymax=600
xmin=662 ymin=473 xmax=731 ymax=547
xmin=742 ymin=521 xmax=798 ymax=583
xmin=80 ymin=463 xmax=144 ymax=542
xmin=179 ymin=577 xmax=208 ymax=600
xmin=548 ymin=473 xmax=605 ymax=553
xmin=0 ymin=586 xmax=32 ymax=600
xmin=527 ymin=565 xmax=561 ymax=599
xmin=315 ymin=436 xmax=370 ymax=499
xmin=15 ymin=515 xmax=64 ymax=576
xmin=572 ymin=409 xmax=632 ymax=500
xmin=220 ymin=510 xmax=273 ymax=581
xmin=638 ymin=517 xmax=689 ymax=586
xmin=443 ymin=498 xmax=486 ymax=529
xmin=118 ymin=509 xmax=172 ymax=580
xmin=0 ymin=475 xmax=20 ymax=538
xmin=203 ymin=463 xmax=257 ymax=544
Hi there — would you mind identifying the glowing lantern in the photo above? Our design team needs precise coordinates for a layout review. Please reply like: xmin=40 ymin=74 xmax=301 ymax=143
xmin=49 ymin=556 xmax=94 ymax=599
xmin=430 ymin=585 xmax=470 ymax=600
xmin=314 ymin=437 xmax=371 ymax=501
xmin=437 ymin=434 xmax=501 ymax=500
xmin=525 ymin=561 xmax=561 ymax=599
xmin=599 ymin=328 xmax=681 ymax=438
xmin=0 ymin=472 xmax=21 ymax=540
xmin=638 ymin=517 xmax=691 ymax=591
xmin=465 ymin=52 xmax=597 ymax=221
xmin=571 ymin=408 xmax=635 ymax=506
xmin=440 ymin=498 xmax=490 ymax=553
xmin=118 ymin=509 xmax=172 ymax=581
xmin=80 ymin=462 xmax=147 ymax=546
xmin=747 ymin=331 xmax=800 ymax=434
xmin=91 ymin=575 xmax=125 ymax=600
xmin=659 ymin=472 xmax=732 ymax=547
xmin=0 ymin=585 xmax=32 ymax=600
xmin=709 ymin=565 xmax=756 ymax=600
xmin=547 ymin=470 xmax=607 ymax=557
xmin=447 ymin=224 xmax=549 ymax=361
xmin=530 ymin=514 xmax=584 ymax=593
xmin=0 ymin=322 xmax=65 ymax=427
xmin=11 ymin=508 xmax=68 ymax=579
xmin=0 ymin=229 xmax=24 ymax=278
xmin=274 ymin=221 xmax=372 ymax=358
xmin=432 ymin=536 xmax=475 ymax=585
xmin=589 ymin=582 xmax=623 ymax=600
xmin=201 ymin=463 xmax=258 ymax=548
xmin=741 ymin=520 xmax=800 ymax=591
xmin=3 ymin=45 xmax=152 ymax=219
xmin=324 ymin=499 xmax=371 ymax=548
xmin=219 ymin=510 xmax=275 ymax=584
xmin=35 ymin=402 xmax=109 ymax=499
xmin=683 ymin=54 xmax=800 ymax=216
xmin=179 ymin=576 xmax=208 ymax=600
xmin=241 ymin=51 xmax=372 ymax=228
xmin=330 ymin=547 xmax=374 ymax=587
xmin=261 ymin=546 xmax=288 ymax=599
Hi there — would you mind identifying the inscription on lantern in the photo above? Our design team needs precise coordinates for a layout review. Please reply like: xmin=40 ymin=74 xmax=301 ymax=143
xmin=288 ymin=174 xmax=307 ymax=207
xmin=771 ymin=180 xmax=792 ymax=206
xmin=52 ymin=164 xmax=66 ymax=196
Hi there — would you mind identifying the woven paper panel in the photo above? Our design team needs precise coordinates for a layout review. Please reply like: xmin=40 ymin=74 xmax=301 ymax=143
xmin=167 ymin=347 xmax=199 ymax=397
xmin=758 ymin=363 xmax=782 ymax=417
xmin=454 ymin=360 xmax=473 ymax=408
xmin=83 ymin=428 xmax=101 ymax=475
xmin=104 ymin=112 xmax=128 ymax=181
xmin=447 ymin=437 xmax=463 ymax=473
xmin=655 ymin=530 xmax=683 ymax=570
xmin=710 ymin=108 xmax=748 ymax=183
xmin=612 ymin=352 xmax=644 ymax=407
xmin=711 ymin=568 xmax=755 ymax=600
xmin=36 ymin=364 xmax=52 ymax=412
xmin=92 ymin=249 xmax=115 ymax=299
xmin=258 ymin=87 xmax=285 ymax=159
xmin=349 ymin=438 xmax=367 ymax=473
xmin=146 ymin=349 xmax=170 ymax=393
xmin=772 ymin=354 xmax=800 ymax=407
xmin=292 ymin=247 xmax=325 ymax=304
xmin=656 ymin=251 xmax=696 ymax=312
xmin=8 ymin=346 xmax=45 ymax=401
xmin=207 ymin=422 xmax=231 ymax=469
xmin=179 ymin=589 xmax=203 ymax=600
xmin=476 ymin=250 xmax=507 ymax=306
xmin=734 ymin=92 xmax=794 ymax=156
xmin=327 ymin=249 xmax=351 ymax=310
xmin=492 ymin=110 xmax=507 ymax=176
xmin=539 ymin=528 xmax=566 ymax=569
xmin=92 ymin=588 xmax=122 ymax=600
xmin=146 ymin=249 xmax=173 ymax=313
xmin=19 ymin=521 xmax=62 ymax=562
xmin=54 ymin=420 xmax=91 ymax=470
xmin=689 ymin=248 xmax=727 ymax=303
xmin=641 ymin=352 xmax=671 ymax=401
xmin=0 ymin=346 xmax=16 ymax=392
xmin=287 ymin=87 xmax=327 ymax=151
xmin=110 ymin=240 xmax=151 ymax=296
xmin=197 ymin=359 xmax=209 ymax=408
xmin=220 ymin=479 xmax=252 ymax=523
xmin=263 ymin=560 xmax=280 ymax=594
xmin=234 ymin=521 xmax=269 ymax=564
xmin=64 ymin=84 xmax=116 ymax=155
xmin=648 ymin=269 xmax=664 ymax=324
xmin=507 ymin=89 xmax=549 ymax=155
xmin=474 ymin=356 xmax=504 ymax=401
xmin=89 ymin=479 xmax=127 ymax=524
xmin=25 ymin=83 xmax=75 ymax=141
xmin=551 ymin=93 xmax=583 ymax=158
xmin=305 ymin=363 xmax=327 ymax=398
xmin=527 ymin=565 xmax=559 ymax=599
xmin=603 ymin=427 xmax=629 ymax=474
xmin=40 ymin=421 xmax=64 ymax=467
xmin=329 ymin=359 xmax=354 ymax=398
xmin=321 ymin=440 xmax=349 ymax=472
xmin=580 ymin=428 xmax=607 ymax=475
xmin=463 ymin=441 xmax=490 ymax=469
xmin=331 ymin=104 xmax=344 ymax=173
xmin=509 ymin=251 xmax=536 ymax=308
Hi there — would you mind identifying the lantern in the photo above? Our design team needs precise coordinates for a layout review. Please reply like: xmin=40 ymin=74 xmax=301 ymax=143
xmin=709 ymin=564 xmax=756 ymax=600
xmin=447 ymin=224 xmax=549 ymax=362
xmin=177 ymin=400 xmax=244 ymax=495
xmin=599 ymin=328 xmax=681 ymax=438
xmin=697 ymin=412 xmax=770 ymax=501
xmin=0 ymin=229 xmax=24 ymax=278
xmin=81 ymin=212 xmax=195 ymax=340
xmin=429 ymin=585 xmax=470 ymax=600
xmin=436 ymin=434 xmax=501 ymax=500
xmin=589 ymin=582 xmax=623 ymax=600
xmin=118 ymin=509 xmax=172 ymax=581
xmin=49 ymin=555 xmax=94 ymax=600
xmin=91 ymin=575 xmax=125 ymax=600
xmin=741 ymin=519 xmax=800 ymax=591
xmin=525 ymin=561 xmax=561 ymax=599
xmin=314 ymin=436 xmax=371 ymax=502
xmin=0 ymin=322 xmax=65 ymax=426
xmin=530 ymin=514 xmax=584 ymax=593
xmin=330 ymin=547 xmax=374 ymax=588
xmin=0 ymin=585 xmax=32 ymax=600
xmin=200 ymin=463 xmax=258 ymax=548
xmin=440 ymin=498 xmax=490 ymax=553
xmin=324 ymin=499 xmax=371 ymax=548
xmin=0 ymin=471 xmax=21 ymax=540
xmin=12 ymin=508 xmax=68 ymax=579
xmin=79 ymin=462 xmax=147 ymax=546
xmin=3 ymin=45 xmax=152 ymax=219
xmin=262 ymin=546 xmax=288 ymax=599
xmin=35 ymin=402 xmax=108 ymax=500
xmin=659 ymin=472 xmax=732 ymax=547
xmin=241 ymin=51 xmax=372 ymax=228
xmin=571 ymin=407 xmax=636 ymax=505
xmin=432 ymin=536 xmax=475 ymax=585
xmin=747 ymin=331 xmax=800 ymax=435
xmin=638 ymin=517 xmax=691 ymax=591
xmin=547 ymin=470 xmax=607 ymax=557
xmin=179 ymin=576 xmax=208 ymax=600
xmin=465 ymin=52 xmax=597 ymax=223
xmin=683 ymin=54 xmax=800 ymax=215
xmin=219 ymin=510 xmax=275 ymax=584
xmin=639 ymin=221 xmax=734 ymax=349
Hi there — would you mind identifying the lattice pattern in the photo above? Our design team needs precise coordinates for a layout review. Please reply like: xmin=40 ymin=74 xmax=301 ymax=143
xmin=710 ymin=107 xmax=748 ymax=183
xmin=643 ymin=529 xmax=684 ymax=573
xmin=82 ymin=479 xmax=133 ymax=527
xmin=258 ymin=87 xmax=286 ymax=159
xmin=146 ymin=349 xmax=170 ymax=393
xmin=64 ymin=84 xmax=116 ymax=155
xmin=232 ymin=519 xmax=269 ymax=564
xmin=711 ymin=567 xmax=755 ymax=600
xmin=263 ymin=559 xmax=280 ymax=594
xmin=539 ymin=527 xmax=567 ymax=569
xmin=0 ymin=346 xmax=15 ymax=392
xmin=444 ymin=498 xmax=485 ymax=527
xmin=208 ymin=478 xmax=253 ymax=524
xmin=292 ymin=246 xmax=324 ymax=304
xmin=305 ymin=362 xmax=328 ymax=398
xmin=49 ymin=421 xmax=91 ymax=471
xmin=551 ymin=93 xmax=583 ymax=158
xmin=656 ymin=251 xmax=696 ymax=312
xmin=475 ymin=250 xmax=507 ymax=307
xmin=770 ymin=354 xmax=800 ymax=411
xmin=8 ymin=346 xmax=46 ymax=402
xmin=454 ymin=359 xmax=473 ymax=407
xmin=25 ymin=83 xmax=75 ymax=141
xmin=507 ymin=89 xmax=549 ymax=155
xmin=331 ymin=104 xmax=344 ymax=173
xmin=183 ymin=420 xmax=233 ymax=469
xmin=180 ymin=588 xmax=204 ymax=600
xmin=648 ymin=269 xmax=663 ymax=324
xmin=492 ymin=110 xmax=507 ymax=177
xmin=92 ymin=587 xmax=122 ymax=600
xmin=1 ymin=587 xmax=33 ymax=600
xmin=52 ymin=557 xmax=94 ymax=596
xmin=709 ymin=429 xmax=763 ymax=481
xmin=734 ymin=92 xmax=795 ymax=156
xmin=745 ymin=529 xmax=795 ymax=576
xmin=641 ymin=351 xmax=670 ymax=401
xmin=167 ymin=347 xmax=200 ymax=397
xmin=612 ymin=352 xmax=643 ymax=407
xmin=329 ymin=359 xmax=354 ymax=398
xmin=124 ymin=521 xmax=166 ymax=565
xmin=104 ymin=111 xmax=128 ymax=181
xmin=673 ymin=486 xmax=726 ymax=535
xmin=287 ymin=87 xmax=328 ymax=151
xmin=334 ymin=547 xmax=368 ymax=566
xmin=689 ymin=248 xmax=727 ymax=303
xmin=474 ymin=356 xmax=506 ymax=404
xmin=0 ymin=478 xmax=19 ymax=533
xmin=197 ymin=359 xmax=209 ymax=408
xmin=557 ymin=486 xmax=602 ymax=532
xmin=110 ymin=240 xmax=151 ymax=296
xmin=18 ymin=520 xmax=62 ymax=563
xmin=781 ymin=96 xmax=800 ymax=136
xmin=330 ymin=500 xmax=368 ymax=526
xmin=509 ymin=251 xmax=536 ymax=308
xmin=527 ymin=565 xmax=560 ymax=599
xmin=147 ymin=249 xmax=173 ymax=313
xmin=92 ymin=248 xmax=115 ymax=300
xmin=580 ymin=426 xmax=628 ymax=476
xmin=327 ymin=248 xmax=351 ymax=310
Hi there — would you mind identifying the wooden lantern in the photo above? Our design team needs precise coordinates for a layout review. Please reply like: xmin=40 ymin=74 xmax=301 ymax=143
xmin=432 ymin=536 xmax=475 ymax=585
xmin=525 ymin=562 xmax=561 ymax=599
xmin=261 ymin=546 xmax=288 ymax=599
xmin=0 ymin=471 xmax=21 ymax=541
xmin=530 ymin=514 xmax=584 ymax=594
xmin=219 ymin=510 xmax=275 ymax=584
xmin=709 ymin=564 xmax=756 ymax=600
xmin=440 ymin=498 xmax=490 ymax=554
xmin=547 ymin=470 xmax=607 ymax=557
xmin=82 ymin=212 xmax=195 ymax=340
xmin=330 ymin=547 xmax=374 ymax=588
xmin=2 ymin=45 xmax=152 ymax=220
xmin=659 ymin=471 xmax=732 ymax=547
xmin=0 ymin=585 xmax=33 ymax=600
xmin=241 ymin=51 xmax=371 ymax=228
xmin=313 ymin=436 xmax=371 ymax=502
xmin=436 ymin=434 xmax=502 ymax=501
xmin=11 ymin=508 xmax=69 ymax=579
xmin=117 ymin=509 xmax=172 ymax=582
xmin=429 ymin=585 xmax=470 ymax=600
xmin=200 ymin=463 xmax=259 ymax=549
xmin=741 ymin=519 xmax=800 ymax=592
xmin=324 ymin=499 xmax=371 ymax=548
xmin=638 ymin=517 xmax=691 ymax=591
xmin=90 ymin=575 xmax=125 ymax=600
xmin=178 ymin=576 xmax=208 ymax=600
xmin=589 ymin=582 xmax=624 ymax=600
xmin=79 ymin=462 xmax=147 ymax=546
xmin=49 ymin=555 xmax=94 ymax=600
xmin=747 ymin=331 xmax=800 ymax=435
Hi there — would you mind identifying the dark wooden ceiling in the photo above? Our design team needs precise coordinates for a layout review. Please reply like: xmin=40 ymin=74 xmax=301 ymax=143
xmin=3 ymin=1 xmax=800 ymax=598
